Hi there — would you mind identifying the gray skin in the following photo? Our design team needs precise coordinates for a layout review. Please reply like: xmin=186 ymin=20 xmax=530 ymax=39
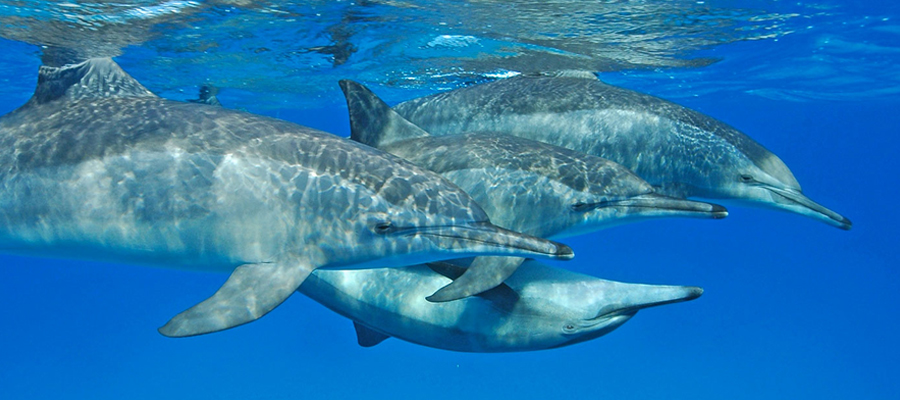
xmin=0 ymin=58 xmax=573 ymax=337
xmin=299 ymin=259 xmax=703 ymax=352
xmin=340 ymin=80 xmax=725 ymax=302
xmin=390 ymin=72 xmax=851 ymax=230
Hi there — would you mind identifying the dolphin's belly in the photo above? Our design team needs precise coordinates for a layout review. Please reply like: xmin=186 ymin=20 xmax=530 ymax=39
xmin=301 ymin=266 xmax=559 ymax=352
xmin=0 ymin=150 xmax=291 ymax=271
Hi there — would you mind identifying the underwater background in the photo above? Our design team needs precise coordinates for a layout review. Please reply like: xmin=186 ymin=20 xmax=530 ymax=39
xmin=0 ymin=1 xmax=897 ymax=399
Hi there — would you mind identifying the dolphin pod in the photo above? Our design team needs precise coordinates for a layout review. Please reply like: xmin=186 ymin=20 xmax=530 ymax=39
xmin=340 ymin=79 xmax=725 ymax=302
xmin=390 ymin=72 xmax=851 ymax=230
xmin=169 ymin=80 xmax=707 ymax=351
xmin=2 ymin=54 xmax=844 ymax=352
xmin=0 ymin=57 xmax=574 ymax=337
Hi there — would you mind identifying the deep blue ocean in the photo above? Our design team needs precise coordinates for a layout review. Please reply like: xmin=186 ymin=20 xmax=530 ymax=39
xmin=1 ymin=1 xmax=898 ymax=399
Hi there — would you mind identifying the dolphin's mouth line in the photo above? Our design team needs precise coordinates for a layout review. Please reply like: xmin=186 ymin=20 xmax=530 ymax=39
xmin=390 ymin=223 xmax=572 ymax=258
xmin=417 ymin=232 xmax=506 ymax=247
xmin=589 ymin=308 xmax=638 ymax=322
xmin=564 ymin=310 xmax=635 ymax=333
xmin=391 ymin=223 xmax=491 ymax=236
xmin=575 ymin=196 xmax=728 ymax=218
xmin=417 ymin=231 xmax=567 ymax=257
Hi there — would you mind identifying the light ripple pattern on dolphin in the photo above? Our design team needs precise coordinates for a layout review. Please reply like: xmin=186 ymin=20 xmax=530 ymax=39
xmin=390 ymin=73 xmax=851 ymax=230
xmin=0 ymin=57 xmax=573 ymax=338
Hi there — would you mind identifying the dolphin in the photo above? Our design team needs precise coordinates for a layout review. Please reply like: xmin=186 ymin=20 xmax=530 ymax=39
xmin=388 ymin=72 xmax=851 ymax=230
xmin=0 ymin=57 xmax=573 ymax=337
xmin=299 ymin=259 xmax=703 ymax=352
xmin=340 ymin=79 xmax=725 ymax=301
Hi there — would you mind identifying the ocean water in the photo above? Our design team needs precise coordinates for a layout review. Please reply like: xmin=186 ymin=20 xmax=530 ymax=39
xmin=0 ymin=1 xmax=897 ymax=399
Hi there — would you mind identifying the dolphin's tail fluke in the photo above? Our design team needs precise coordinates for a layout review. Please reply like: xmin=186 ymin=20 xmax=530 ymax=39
xmin=339 ymin=79 xmax=431 ymax=148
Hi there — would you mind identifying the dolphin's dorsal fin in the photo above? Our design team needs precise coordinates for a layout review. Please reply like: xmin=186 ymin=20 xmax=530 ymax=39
xmin=339 ymin=79 xmax=431 ymax=148
xmin=353 ymin=322 xmax=391 ymax=347
xmin=26 ymin=57 xmax=156 ymax=107
xmin=426 ymin=261 xmax=521 ymax=310
xmin=535 ymin=70 xmax=599 ymax=80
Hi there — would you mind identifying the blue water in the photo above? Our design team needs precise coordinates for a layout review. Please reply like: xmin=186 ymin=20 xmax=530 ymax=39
xmin=1 ymin=1 xmax=898 ymax=399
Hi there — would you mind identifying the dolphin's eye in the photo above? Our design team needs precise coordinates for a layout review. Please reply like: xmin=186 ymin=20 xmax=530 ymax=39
xmin=571 ymin=202 xmax=591 ymax=212
xmin=373 ymin=221 xmax=395 ymax=234
xmin=739 ymin=174 xmax=754 ymax=183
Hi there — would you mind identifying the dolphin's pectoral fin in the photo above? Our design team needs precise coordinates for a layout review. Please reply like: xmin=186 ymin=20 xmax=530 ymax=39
xmin=426 ymin=260 xmax=520 ymax=311
xmin=353 ymin=321 xmax=391 ymax=347
xmin=158 ymin=260 xmax=313 ymax=338
xmin=426 ymin=256 xmax=525 ymax=303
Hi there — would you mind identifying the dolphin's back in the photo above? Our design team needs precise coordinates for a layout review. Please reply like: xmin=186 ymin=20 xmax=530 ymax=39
xmin=0 ymin=72 xmax=497 ymax=269
xmin=3 ymin=98 xmax=397 ymax=188
xmin=0 ymin=95 xmax=489 ymax=217
xmin=0 ymin=100 xmax=329 ymax=265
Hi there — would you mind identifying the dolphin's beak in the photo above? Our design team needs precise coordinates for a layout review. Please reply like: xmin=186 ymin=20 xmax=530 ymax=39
xmin=593 ymin=193 xmax=729 ymax=219
xmin=415 ymin=222 xmax=575 ymax=260
xmin=592 ymin=284 xmax=703 ymax=320
xmin=763 ymin=185 xmax=852 ymax=230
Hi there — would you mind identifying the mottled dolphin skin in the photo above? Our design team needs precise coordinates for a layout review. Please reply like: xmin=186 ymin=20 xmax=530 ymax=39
xmin=391 ymin=73 xmax=851 ymax=230
xmin=299 ymin=259 xmax=702 ymax=352
xmin=0 ymin=58 xmax=573 ymax=337
xmin=340 ymin=79 xmax=725 ymax=301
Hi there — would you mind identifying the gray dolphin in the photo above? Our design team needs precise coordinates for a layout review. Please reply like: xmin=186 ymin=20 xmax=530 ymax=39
xmin=389 ymin=72 xmax=851 ymax=230
xmin=0 ymin=57 xmax=573 ymax=337
xmin=340 ymin=79 xmax=725 ymax=301
xmin=299 ymin=259 xmax=702 ymax=352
